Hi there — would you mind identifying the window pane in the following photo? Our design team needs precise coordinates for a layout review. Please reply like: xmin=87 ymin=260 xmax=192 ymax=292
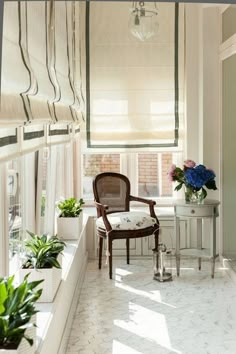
xmin=138 ymin=153 xmax=173 ymax=197
xmin=161 ymin=153 xmax=173 ymax=197
xmin=8 ymin=159 xmax=23 ymax=274
xmin=40 ymin=148 xmax=48 ymax=234
xmin=83 ymin=154 xmax=120 ymax=199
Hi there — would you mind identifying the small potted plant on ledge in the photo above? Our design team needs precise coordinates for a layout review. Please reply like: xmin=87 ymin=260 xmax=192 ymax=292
xmin=0 ymin=274 xmax=43 ymax=353
xmin=57 ymin=197 xmax=85 ymax=240
xmin=19 ymin=231 xmax=65 ymax=303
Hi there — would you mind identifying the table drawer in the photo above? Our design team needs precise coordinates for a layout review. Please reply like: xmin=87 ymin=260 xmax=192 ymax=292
xmin=175 ymin=205 xmax=214 ymax=217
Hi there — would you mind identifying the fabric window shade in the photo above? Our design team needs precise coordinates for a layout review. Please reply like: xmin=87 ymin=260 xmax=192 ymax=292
xmin=75 ymin=1 xmax=86 ymax=122
xmin=21 ymin=125 xmax=46 ymax=154
xmin=87 ymin=2 xmax=184 ymax=150
xmin=0 ymin=128 xmax=20 ymax=162
xmin=47 ymin=124 xmax=71 ymax=145
xmin=53 ymin=1 xmax=74 ymax=122
xmin=1 ymin=1 xmax=85 ymax=125
xmin=71 ymin=124 xmax=80 ymax=140
xmin=26 ymin=1 xmax=55 ymax=122
xmin=53 ymin=1 xmax=85 ymax=123
xmin=65 ymin=1 xmax=81 ymax=122
xmin=1 ymin=2 xmax=33 ymax=124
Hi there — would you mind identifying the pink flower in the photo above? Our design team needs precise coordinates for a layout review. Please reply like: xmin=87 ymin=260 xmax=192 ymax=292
xmin=184 ymin=159 xmax=196 ymax=168
xmin=168 ymin=164 xmax=176 ymax=182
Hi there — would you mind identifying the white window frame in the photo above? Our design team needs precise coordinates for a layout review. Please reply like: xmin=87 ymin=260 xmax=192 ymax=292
xmin=81 ymin=150 xmax=184 ymax=206
xmin=0 ymin=163 xmax=9 ymax=276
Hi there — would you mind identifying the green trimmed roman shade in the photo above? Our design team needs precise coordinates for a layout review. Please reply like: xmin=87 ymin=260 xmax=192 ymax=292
xmin=1 ymin=0 xmax=85 ymax=125
xmin=86 ymin=2 xmax=184 ymax=150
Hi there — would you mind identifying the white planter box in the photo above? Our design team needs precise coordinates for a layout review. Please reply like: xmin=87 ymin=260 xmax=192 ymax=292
xmin=0 ymin=315 xmax=36 ymax=354
xmin=19 ymin=256 xmax=62 ymax=303
xmin=57 ymin=211 xmax=83 ymax=240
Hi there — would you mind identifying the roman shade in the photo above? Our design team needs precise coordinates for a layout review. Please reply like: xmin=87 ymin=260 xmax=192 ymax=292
xmin=0 ymin=0 xmax=85 ymax=125
xmin=86 ymin=2 xmax=184 ymax=150
xmin=0 ymin=128 xmax=19 ymax=162
xmin=47 ymin=124 xmax=71 ymax=145
xmin=21 ymin=125 xmax=46 ymax=154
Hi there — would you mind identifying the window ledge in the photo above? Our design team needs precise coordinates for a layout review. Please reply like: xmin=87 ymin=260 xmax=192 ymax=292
xmin=34 ymin=215 xmax=89 ymax=354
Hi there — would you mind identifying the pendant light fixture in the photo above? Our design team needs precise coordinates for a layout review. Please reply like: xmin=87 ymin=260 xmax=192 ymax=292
xmin=129 ymin=1 xmax=159 ymax=41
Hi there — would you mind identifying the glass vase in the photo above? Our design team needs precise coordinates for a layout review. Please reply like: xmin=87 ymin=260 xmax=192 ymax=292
xmin=185 ymin=187 xmax=206 ymax=204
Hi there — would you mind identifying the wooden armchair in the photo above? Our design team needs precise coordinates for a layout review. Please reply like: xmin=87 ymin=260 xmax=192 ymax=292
xmin=93 ymin=172 xmax=160 ymax=279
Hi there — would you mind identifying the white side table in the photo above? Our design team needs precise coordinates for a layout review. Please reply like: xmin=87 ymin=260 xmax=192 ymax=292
xmin=174 ymin=199 xmax=220 ymax=278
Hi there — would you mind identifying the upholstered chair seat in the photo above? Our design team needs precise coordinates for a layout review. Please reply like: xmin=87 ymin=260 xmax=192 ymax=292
xmin=96 ymin=211 xmax=157 ymax=231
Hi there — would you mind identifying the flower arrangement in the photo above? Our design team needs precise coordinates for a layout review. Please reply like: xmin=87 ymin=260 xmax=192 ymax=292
xmin=168 ymin=159 xmax=217 ymax=202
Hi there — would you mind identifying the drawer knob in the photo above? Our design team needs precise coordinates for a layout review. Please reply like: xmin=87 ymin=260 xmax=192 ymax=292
xmin=191 ymin=209 xmax=195 ymax=214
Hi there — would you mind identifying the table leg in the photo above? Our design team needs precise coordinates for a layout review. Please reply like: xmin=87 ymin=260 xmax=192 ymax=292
xmin=175 ymin=213 xmax=180 ymax=276
xmin=210 ymin=215 xmax=217 ymax=278
xmin=197 ymin=218 xmax=202 ymax=270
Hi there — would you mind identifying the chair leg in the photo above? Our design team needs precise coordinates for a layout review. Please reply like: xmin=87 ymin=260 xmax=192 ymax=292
xmin=98 ymin=237 xmax=103 ymax=269
xmin=109 ymin=238 xmax=113 ymax=279
xmin=154 ymin=229 xmax=159 ymax=251
xmin=126 ymin=238 xmax=130 ymax=264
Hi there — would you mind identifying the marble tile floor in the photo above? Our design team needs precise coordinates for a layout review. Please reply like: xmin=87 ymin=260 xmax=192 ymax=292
xmin=66 ymin=258 xmax=236 ymax=354
xmin=226 ymin=259 xmax=236 ymax=274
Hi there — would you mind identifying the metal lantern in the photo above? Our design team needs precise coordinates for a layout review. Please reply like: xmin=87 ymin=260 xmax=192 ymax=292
xmin=153 ymin=243 xmax=172 ymax=282
xmin=129 ymin=1 xmax=159 ymax=41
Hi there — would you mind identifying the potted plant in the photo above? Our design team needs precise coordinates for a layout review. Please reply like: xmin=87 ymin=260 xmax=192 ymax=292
xmin=19 ymin=231 xmax=65 ymax=303
xmin=0 ymin=274 xmax=43 ymax=353
xmin=57 ymin=197 xmax=85 ymax=240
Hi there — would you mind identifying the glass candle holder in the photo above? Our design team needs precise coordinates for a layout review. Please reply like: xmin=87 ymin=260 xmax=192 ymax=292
xmin=153 ymin=243 xmax=172 ymax=282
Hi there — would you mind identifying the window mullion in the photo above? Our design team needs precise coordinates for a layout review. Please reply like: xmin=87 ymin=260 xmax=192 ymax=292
xmin=0 ymin=163 xmax=8 ymax=276
xmin=127 ymin=153 xmax=138 ymax=196
xmin=158 ymin=153 xmax=163 ymax=197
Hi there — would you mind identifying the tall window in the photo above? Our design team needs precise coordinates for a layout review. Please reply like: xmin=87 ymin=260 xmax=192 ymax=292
xmin=138 ymin=153 xmax=173 ymax=198
xmin=83 ymin=154 xmax=120 ymax=199
xmin=39 ymin=148 xmax=49 ymax=234
xmin=8 ymin=159 xmax=23 ymax=274
xmin=82 ymin=152 xmax=177 ymax=201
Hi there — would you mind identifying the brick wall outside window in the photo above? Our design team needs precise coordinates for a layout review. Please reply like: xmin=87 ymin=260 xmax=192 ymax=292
xmin=83 ymin=153 xmax=173 ymax=198
xmin=138 ymin=154 xmax=158 ymax=197
xmin=161 ymin=153 xmax=173 ymax=196
xmin=138 ymin=153 xmax=173 ymax=197
xmin=83 ymin=154 xmax=120 ymax=177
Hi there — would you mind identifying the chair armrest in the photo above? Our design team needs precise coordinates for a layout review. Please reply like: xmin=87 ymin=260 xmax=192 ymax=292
xmin=94 ymin=201 xmax=109 ymax=213
xmin=94 ymin=201 xmax=112 ymax=232
xmin=130 ymin=195 xmax=156 ymax=206
xmin=129 ymin=195 xmax=158 ymax=220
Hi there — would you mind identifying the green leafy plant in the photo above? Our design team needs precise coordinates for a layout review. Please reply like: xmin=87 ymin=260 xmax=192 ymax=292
xmin=57 ymin=198 xmax=85 ymax=218
xmin=0 ymin=274 xmax=43 ymax=350
xmin=22 ymin=230 xmax=66 ymax=269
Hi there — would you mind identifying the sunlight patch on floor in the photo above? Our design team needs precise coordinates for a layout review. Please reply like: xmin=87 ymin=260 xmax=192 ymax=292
xmin=114 ymin=302 xmax=181 ymax=354
xmin=115 ymin=281 xmax=176 ymax=309
xmin=112 ymin=340 xmax=143 ymax=354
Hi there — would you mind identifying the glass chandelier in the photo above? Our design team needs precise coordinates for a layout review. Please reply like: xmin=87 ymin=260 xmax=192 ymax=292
xmin=129 ymin=1 xmax=159 ymax=41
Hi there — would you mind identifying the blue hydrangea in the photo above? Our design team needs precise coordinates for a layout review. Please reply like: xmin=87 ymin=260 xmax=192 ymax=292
xmin=184 ymin=165 xmax=215 ymax=189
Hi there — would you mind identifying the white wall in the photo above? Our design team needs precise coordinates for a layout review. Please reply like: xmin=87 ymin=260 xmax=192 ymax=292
xmin=185 ymin=4 xmax=201 ymax=162
xmin=186 ymin=4 xmax=220 ymax=185
xmin=185 ymin=4 xmax=221 ymax=253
